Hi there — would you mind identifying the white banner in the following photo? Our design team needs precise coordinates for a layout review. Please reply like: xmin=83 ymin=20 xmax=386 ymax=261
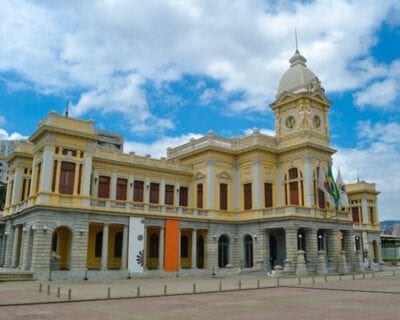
xmin=128 ymin=216 xmax=145 ymax=273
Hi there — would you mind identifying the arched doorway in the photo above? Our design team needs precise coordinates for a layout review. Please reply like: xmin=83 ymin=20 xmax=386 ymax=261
xmin=243 ymin=235 xmax=253 ymax=268
xmin=372 ymin=240 xmax=379 ymax=263
xmin=269 ymin=234 xmax=277 ymax=268
xmin=147 ymin=232 xmax=159 ymax=269
xmin=196 ymin=235 xmax=204 ymax=269
xmin=218 ymin=235 xmax=229 ymax=268
xmin=51 ymin=226 xmax=72 ymax=270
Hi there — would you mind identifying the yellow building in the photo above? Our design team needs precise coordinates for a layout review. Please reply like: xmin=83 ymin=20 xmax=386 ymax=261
xmin=0 ymin=51 xmax=381 ymax=279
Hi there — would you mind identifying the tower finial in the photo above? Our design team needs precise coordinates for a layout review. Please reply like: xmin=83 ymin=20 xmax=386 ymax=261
xmin=295 ymin=29 xmax=299 ymax=53
xmin=65 ymin=101 xmax=69 ymax=118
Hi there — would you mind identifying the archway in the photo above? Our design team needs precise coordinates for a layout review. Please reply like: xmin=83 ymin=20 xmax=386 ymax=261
xmin=51 ymin=226 xmax=72 ymax=270
xmin=243 ymin=235 xmax=253 ymax=268
xmin=218 ymin=235 xmax=229 ymax=268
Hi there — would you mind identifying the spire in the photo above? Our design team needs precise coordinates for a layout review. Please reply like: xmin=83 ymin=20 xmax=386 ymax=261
xmin=65 ymin=102 xmax=69 ymax=118
xmin=295 ymin=29 xmax=299 ymax=54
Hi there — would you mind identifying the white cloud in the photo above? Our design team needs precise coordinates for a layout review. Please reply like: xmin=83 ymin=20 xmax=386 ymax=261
xmin=124 ymin=133 xmax=203 ymax=158
xmin=0 ymin=128 xmax=28 ymax=140
xmin=333 ymin=121 xmax=400 ymax=221
xmin=244 ymin=127 xmax=275 ymax=136
xmin=1 ymin=0 xmax=400 ymax=130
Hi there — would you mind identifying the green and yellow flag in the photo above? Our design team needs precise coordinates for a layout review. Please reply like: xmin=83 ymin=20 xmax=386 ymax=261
xmin=327 ymin=166 xmax=340 ymax=208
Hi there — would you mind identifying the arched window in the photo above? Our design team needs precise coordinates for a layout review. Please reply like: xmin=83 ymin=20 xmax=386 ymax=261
xmin=95 ymin=231 xmax=103 ymax=258
xmin=181 ymin=235 xmax=189 ymax=258
xmin=114 ymin=232 xmax=123 ymax=258
xmin=284 ymin=167 xmax=304 ymax=206
xmin=218 ymin=235 xmax=229 ymax=268
xmin=149 ymin=233 xmax=159 ymax=258
xmin=243 ymin=235 xmax=253 ymax=268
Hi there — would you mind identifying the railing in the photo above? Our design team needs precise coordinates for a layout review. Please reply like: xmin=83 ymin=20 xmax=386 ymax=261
xmin=167 ymin=131 xmax=276 ymax=158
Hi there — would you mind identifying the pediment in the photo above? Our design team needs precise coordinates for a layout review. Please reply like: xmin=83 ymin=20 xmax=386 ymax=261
xmin=193 ymin=172 xmax=206 ymax=180
xmin=217 ymin=171 xmax=231 ymax=180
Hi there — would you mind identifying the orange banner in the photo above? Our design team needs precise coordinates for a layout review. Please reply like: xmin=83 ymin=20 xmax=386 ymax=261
xmin=164 ymin=219 xmax=180 ymax=272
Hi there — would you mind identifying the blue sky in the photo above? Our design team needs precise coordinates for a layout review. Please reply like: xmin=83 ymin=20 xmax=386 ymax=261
xmin=0 ymin=0 xmax=399 ymax=220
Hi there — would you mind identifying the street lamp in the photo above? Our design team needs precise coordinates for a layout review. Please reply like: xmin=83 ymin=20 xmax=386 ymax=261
xmin=318 ymin=234 xmax=323 ymax=251
xmin=298 ymin=234 xmax=303 ymax=251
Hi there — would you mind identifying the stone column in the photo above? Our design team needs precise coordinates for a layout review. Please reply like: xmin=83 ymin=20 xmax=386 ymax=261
xmin=302 ymin=156 xmax=314 ymax=207
xmin=264 ymin=230 xmax=271 ymax=272
xmin=100 ymin=224 xmax=109 ymax=270
xmin=159 ymin=227 xmax=164 ymax=270
xmin=284 ymin=226 xmax=298 ymax=273
xmin=206 ymin=159 xmax=216 ymax=209
xmin=276 ymin=162 xmax=283 ymax=206
xmin=191 ymin=229 xmax=197 ymax=269
xmin=3 ymin=223 xmax=13 ymax=268
xmin=252 ymin=158 xmax=262 ymax=209
xmin=305 ymin=228 xmax=318 ymax=272
xmin=233 ymin=162 xmax=240 ymax=210
xmin=327 ymin=229 xmax=339 ymax=272
xmin=121 ymin=225 xmax=128 ymax=270
xmin=343 ymin=230 xmax=356 ymax=272
xmin=316 ymin=251 xmax=328 ymax=275
xmin=11 ymin=168 xmax=23 ymax=205
xmin=11 ymin=225 xmax=21 ymax=268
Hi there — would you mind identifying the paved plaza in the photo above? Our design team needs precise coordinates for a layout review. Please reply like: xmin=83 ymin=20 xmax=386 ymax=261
xmin=1 ymin=270 xmax=400 ymax=319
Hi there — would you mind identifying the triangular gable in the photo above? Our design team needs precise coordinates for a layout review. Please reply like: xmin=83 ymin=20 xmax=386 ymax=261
xmin=193 ymin=172 xmax=206 ymax=180
xmin=216 ymin=171 xmax=231 ymax=180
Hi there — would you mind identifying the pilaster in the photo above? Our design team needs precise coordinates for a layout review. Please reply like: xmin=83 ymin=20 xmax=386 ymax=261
xmin=191 ymin=229 xmax=197 ymax=269
xmin=303 ymin=156 xmax=314 ymax=207
xmin=233 ymin=162 xmax=240 ymax=209
xmin=252 ymin=158 xmax=262 ymax=209
xmin=206 ymin=159 xmax=216 ymax=209
xmin=305 ymin=228 xmax=318 ymax=272
xmin=121 ymin=224 xmax=128 ymax=270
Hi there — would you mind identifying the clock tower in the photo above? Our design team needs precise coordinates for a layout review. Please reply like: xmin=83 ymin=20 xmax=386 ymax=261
xmin=271 ymin=50 xmax=331 ymax=148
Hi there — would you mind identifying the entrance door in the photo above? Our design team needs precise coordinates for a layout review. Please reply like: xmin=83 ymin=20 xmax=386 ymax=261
xmin=244 ymin=235 xmax=253 ymax=268
xmin=218 ymin=235 xmax=229 ymax=268
xmin=196 ymin=235 xmax=204 ymax=268
xmin=269 ymin=235 xmax=277 ymax=268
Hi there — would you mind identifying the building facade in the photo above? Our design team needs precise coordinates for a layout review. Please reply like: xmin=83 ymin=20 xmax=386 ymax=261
xmin=0 ymin=51 xmax=381 ymax=279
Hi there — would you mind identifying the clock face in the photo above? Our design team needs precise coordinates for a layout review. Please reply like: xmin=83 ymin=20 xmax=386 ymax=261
xmin=285 ymin=115 xmax=296 ymax=129
xmin=313 ymin=115 xmax=321 ymax=128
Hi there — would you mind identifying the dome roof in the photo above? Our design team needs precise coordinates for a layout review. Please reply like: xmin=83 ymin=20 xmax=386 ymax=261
xmin=277 ymin=50 xmax=319 ymax=97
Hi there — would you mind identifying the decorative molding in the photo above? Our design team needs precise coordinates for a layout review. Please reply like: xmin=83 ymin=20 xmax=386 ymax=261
xmin=193 ymin=172 xmax=206 ymax=180
xmin=205 ymin=159 xmax=216 ymax=167
xmin=216 ymin=171 xmax=231 ymax=180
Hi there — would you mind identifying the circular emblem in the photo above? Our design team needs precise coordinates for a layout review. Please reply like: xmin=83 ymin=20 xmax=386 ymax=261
xmin=285 ymin=115 xmax=296 ymax=129
xmin=140 ymin=219 xmax=145 ymax=224
xmin=137 ymin=234 xmax=143 ymax=241
xmin=313 ymin=115 xmax=321 ymax=128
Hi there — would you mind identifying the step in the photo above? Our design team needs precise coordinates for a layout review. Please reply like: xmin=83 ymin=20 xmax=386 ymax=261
xmin=0 ymin=272 xmax=35 ymax=282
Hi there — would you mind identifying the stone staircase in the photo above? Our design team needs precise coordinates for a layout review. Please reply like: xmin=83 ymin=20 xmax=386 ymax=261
xmin=0 ymin=270 xmax=35 ymax=282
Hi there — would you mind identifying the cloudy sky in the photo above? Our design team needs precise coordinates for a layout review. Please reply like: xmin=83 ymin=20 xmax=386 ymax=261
xmin=0 ymin=0 xmax=399 ymax=220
